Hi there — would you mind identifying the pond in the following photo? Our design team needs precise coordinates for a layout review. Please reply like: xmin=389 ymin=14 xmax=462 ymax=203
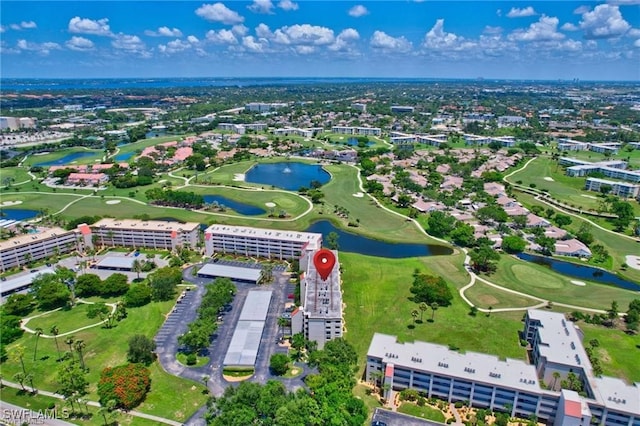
xmin=0 ymin=208 xmax=40 ymax=221
xmin=245 ymin=162 xmax=330 ymax=191
xmin=516 ymin=252 xmax=640 ymax=291
xmin=347 ymin=137 xmax=374 ymax=147
xmin=203 ymin=195 xmax=266 ymax=216
xmin=34 ymin=151 xmax=97 ymax=167
xmin=305 ymin=220 xmax=453 ymax=258
xmin=113 ymin=151 xmax=136 ymax=161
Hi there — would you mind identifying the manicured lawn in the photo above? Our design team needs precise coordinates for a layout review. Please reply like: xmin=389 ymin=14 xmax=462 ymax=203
xmin=340 ymin=252 xmax=526 ymax=375
xmin=463 ymin=279 xmax=542 ymax=309
xmin=1 ymin=298 xmax=207 ymax=422
xmin=24 ymin=148 xmax=105 ymax=168
xmin=1 ymin=166 xmax=33 ymax=185
xmin=0 ymin=192 xmax=88 ymax=215
xmin=398 ymin=402 xmax=447 ymax=422
xmin=26 ymin=303 xmax=107 ymax=335
xmin=489 ymin=255 xmax=639 ymax=310
xmin=578 ymin=323 xmax=640 ymax=383
xmin=176 ymin=352 xmax=210 ymax=367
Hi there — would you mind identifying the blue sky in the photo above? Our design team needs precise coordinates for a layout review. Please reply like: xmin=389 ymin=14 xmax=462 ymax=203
xmin=1 ymin=1 xmax=639 ymax=80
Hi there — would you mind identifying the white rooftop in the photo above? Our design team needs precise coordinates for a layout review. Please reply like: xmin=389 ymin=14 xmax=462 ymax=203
xmin=239 ymin=291 xmax=273 ymax=321
xmin=95 ymin=256 xmax=135 ymax=270
xmin=206 ymin=224 xmax=322 ymax=250
xmin=302 ymin=250 xmax=342 ymax=319
xmin=93 ymin=218 xmax=200 ymax=232
xmin=1 ymin=268 xmax=56 ymax=296
xmin=592 ymin=376 xmax=640 ymax=415
xmin=368 ymin=333 xmax=540 ymax=393
xmin=197 ymin=264 xmax=262 ymax=283
xmin=0 ymin=227 xmax=73 ymax=251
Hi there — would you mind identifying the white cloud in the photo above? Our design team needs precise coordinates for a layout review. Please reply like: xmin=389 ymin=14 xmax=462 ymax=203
xmin=111 ymin=34 xmax=150 ymax=57
xmin=628 ymin=28 xmax=640 ymax=37
xmin=195 ymin=3 xmax=244 ymax=25
xmin=65 ymin=36 xmax=95 ymax=51
xmin=16 ymin=39 xmax=61 ymax=55
xmin=507 ymin=7 xmax=536 ymax=18
xmin=483 ymin=26 xmax=503 ymax=35
xmin=255 ymin=23 xmax=272 ymax=38
xmin=232 ymin=25 xmax=249 ymax=36
xmin=0 ymin=26 xmax=6 ymax=34
xmin=295 ymin=45 xmax=315 ymax=54
xmin=348 ymin=5 xmax=369 ymax=18
xmin=580 ymin=4 xmax=631 ymax=39
xmin=370 ymin=31 xmax=412 ymax=53
xmin=248 ymin=0 xmax=274 ymax=14
xmin=423 ymin=19 xmax=474 ymax=50
xmin=145 ymin=26 xmax=183 ymax=37
xmin=561 ymin=23 xmax=579 ymax=31
xmin=607 ymin=0 xmax=640 ymax=5
xmin=68 ymin=17 xmax=111 ymax=36
xmin=158 ymin=39 xmax=193 ymax=54
xmin=9 ymin=21 xmax=37 ymax=30
xmin=242 ymin=35 xmax=268 ymax=52
xmin=328 ymin=28 xmax=360 ymax=51
xmin=508 ymin=15 xmax=565 ymax=42
xmin=206 ymin=29 xmax=238 ymax=44
xmin=573 ymin=5 xmax=591 ymax=14
xmin=635 ymin=39 xmax=640 ymax=47
xmin=278 ymin=0 xmax=298 ymax=11
xmin=272 ymin=24 xmax=335 ymax=46
xmin=187 ymin=35 xmax=200 ymax=44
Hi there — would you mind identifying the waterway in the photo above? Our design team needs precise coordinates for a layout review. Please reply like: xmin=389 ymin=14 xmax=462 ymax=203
xmin=517 ymin=252 xmax=640 ymax=291
xmin=203 ymin=195 xmax=266 ymax=216
xmin=34 ymin=152 xmax=97 ymax=167
xmin=113 ymin=151 xmax=136 ymax=162
xmin=305 ymin=220 xmax=453 ymax=258
xmin=245 ymin=162 xmax=330 ymax=191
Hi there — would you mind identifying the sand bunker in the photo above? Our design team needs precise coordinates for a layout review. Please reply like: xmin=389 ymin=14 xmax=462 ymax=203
xmin=625 ymin=255 xmax=640 ymax=271
xmin=581 ymin=194 xmax=598 ymax=199
xmin=265 ymin=202 xmax=276 ymax=208
xmin=570 ymin=280 xmax=586 ymax=286
xmin=544 ymin=177 xmax=554 ymax=181
xmin=105 ymin=200 xmax=121 ymax=205
xmin=352 ymin=192 xmax=364 ymax=198
xmin=1 ymin=200 xmax=23 ymax=206
xmin=158 ymin=179 xmax=167 ymax=183
xmin=233 ymin=174 xmax=245 ymax=181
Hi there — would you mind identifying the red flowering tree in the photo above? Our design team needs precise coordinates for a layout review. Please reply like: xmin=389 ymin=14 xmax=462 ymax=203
xmin=98 ymin=363 xmax=151 ymax=410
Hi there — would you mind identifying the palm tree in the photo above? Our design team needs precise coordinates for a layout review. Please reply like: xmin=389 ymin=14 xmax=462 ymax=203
xmin=13 ymin=372 xmax=26 ymax=392
xmin=552 ymin=371 xmax=561 ymax=390
xmin=50 ymin=325 xmax=62 ymax=360
xmin=411 ymin=309 xmax=419 ymax=325
xmin=277 ymin=317 xmax=289 ymax=337
xmin=107 ymin=230 xmax=115 ymax=247
xmin=33 ymin=328 xmax=43 ymax=361
xmin=418 ymin=302 xmax=428 ymax=322
xmin=65 ymin=336 xmax=75 ymax=358
xmin=430 ymin=302 xmax=439 ymax=321
xmin=132 ymin=259 xmax=142 ymax=280
xmin=74 ymin=340 xmax=86 ymax=370
xmin=488 ymin=306 xmax=493 ymax=317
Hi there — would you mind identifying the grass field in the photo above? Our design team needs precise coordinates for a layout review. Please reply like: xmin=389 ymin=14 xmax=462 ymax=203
xmin=578 ymin=323 xmax=640 ymax=383
xmin=488 ymin=255 xmax=640 ymax=310
xmin=463 ymin=279 xmax=542 ymax=310
xmin=397 ymin=402 xmax=447 ymax=422
xmin=340 ymin=252 xmax=527 ymax=373
xmin=1 ymin=167 xmax=32 ymax=185
xmin=25 ymin=148 xmax=105 ymax=168
xmin=26 ymin=303 xmax=106 ymax=335
xmin=1 ymin=298 xmax=207 ymax=422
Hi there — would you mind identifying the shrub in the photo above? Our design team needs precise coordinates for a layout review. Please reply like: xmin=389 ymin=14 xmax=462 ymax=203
xmin=124 ymin=284 xmax=152 ymax=307
xmin=186 ymin=353 xmax=197 ymax=365
xmin=98 ymin=363 xmax=151 ymax=410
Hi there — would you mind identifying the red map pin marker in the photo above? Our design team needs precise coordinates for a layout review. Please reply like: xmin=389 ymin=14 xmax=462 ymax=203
xmin=313 ymin=249 xmax=336 ymax=281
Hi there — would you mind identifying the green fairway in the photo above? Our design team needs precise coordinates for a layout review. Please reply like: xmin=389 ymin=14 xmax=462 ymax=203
xmin=1 ymin=167 xmax=33 ymax=185
xmin=489 ymin=255 xmax=639 ymax=310
xmin=340 ymin=252 xmax=526 ymax=373
xmin=24 ymin=148 xmax=105 ymax=168
xmin=463 ymin=279 xmax=542 ymax=309
xmin=1 ymin=298 xmax=207 ymax=422
xmin=579 ymin=323 xmax=640 ymax=383
xmin=26 ymin=303 xmax=107 ymax=335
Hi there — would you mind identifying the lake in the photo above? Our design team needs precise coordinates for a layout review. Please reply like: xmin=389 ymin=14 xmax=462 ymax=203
xmin=0 ymin=208 xmax=39 ymax=221
xmin=347 ymin=137 xmax=374 ymax=147
xmin=245 ymin=162 xmax=330 ymax=191
xmin=34 ymin=151 xmax=97 ymax=167
xmin=203 ymin=195 xmax=266 ymax=216
xmin=306 ymin=220 xmax=453 ymax=258
xmin=517 ymin=252 xmax=640 ymax=291
xmin=113 ymin=151 xmax=136 ymax=161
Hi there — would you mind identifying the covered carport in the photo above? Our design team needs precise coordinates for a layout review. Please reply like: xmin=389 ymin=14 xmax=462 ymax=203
xmin=197 ymin=263 xmax=262 ymax=284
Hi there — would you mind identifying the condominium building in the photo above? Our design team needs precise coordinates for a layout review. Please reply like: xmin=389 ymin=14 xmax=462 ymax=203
xmin=391 ymin=106 xmax=415 ymax=113
xmin=291 ymin=249 xmax=343 ymax=349
xmin=80 ymin=218 xmax=200 ymax=251
xmin=203 ymin=224 xmax=322 ymax=260
xmin=245 ymin=102 xmax=287 ymax=112
xmin=561 ymin=158 xmax=640 ymax=183
xmin=0 ymin=227 xmax=80 ymax=272
xmin=366 ymin=310 xmax=639 ymax=425
xmin=331 ymin=126 xmax=382 ymax=137
xmin=585 ymin=178 xmax=640 ymax=200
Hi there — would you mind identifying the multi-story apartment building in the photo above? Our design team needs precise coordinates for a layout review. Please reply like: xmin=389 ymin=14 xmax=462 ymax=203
xmin=366 ymin=310 xmax=639 ymax=425
xmin=245 ymin=102 xmax=287 ymax=112
xmin=0 ymin=227 xmax=80 ymax=272
xmin=80 ymin=218 xmax=200 ymax=251
xmin=585 ymin=178 xmax=640 ymax=199
xmin=390 ymin=106 xmax=415 ymax=113
xmin=560 ymin=158 xmax=640 ymax=183
xmin=291 ymin=249 xmax=343 ymax=349
xmin=203 ymin=224 xmax=322 ymax=260
xmin=331 ymin=126 xmax=382 ymax=137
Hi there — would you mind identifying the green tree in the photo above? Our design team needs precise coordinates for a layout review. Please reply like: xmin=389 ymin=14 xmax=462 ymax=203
xmin=124 ymin=284 xmax=152 ymax=307
xmin=410 ymin=274 xmax=454 ymax=306
xmin=469 ymin=246 xmax=500 ymax=272
xmin=33 ymin=328 xmax=43 ymax=361
xmin=98 ymin=363 xmax=151 ymax=410
xmin=418 ymin=302 xmax=428 ymax=322
xmin=411 ymin=309 xmax=419 ymax=325
xmin=326 ymin=232 xmax=339 ymax=250
xmin=450 ymin=222 xmax=476 ymax=247
xmin=501 ymin=235 xmax=527 ymax=253
xmin=430 ymin=302 xmax=439 ymax=321
xmin=149 ymin=266 xmax=182 ymax=301
xmin=2 ymin=293 xmax=36 ymax=316
xmin=102 ymin=273 xmax=129 ymax=297
xmin=9 ymin=344 xmax=27 ymax=375
xmin=132 ymin=259 xmax=143 ymax=280
xmin=269 ymin=353 xmax=290 ymax=376
xmin=554 ymin=214 xmax=572 ymax=228
xmin=57 ymin=359 xmax=89 ymax=413
xmin=50 ymin=325 xmax=62 ymax=360
xmin=610 ymin=199 xmax=634 ymax=231
xmin=127 ymin=334 xmax=157 ymax=365
xmin=427 ymin=211 xmax=456 ymax=237
xmin=75 ymin=274 xmax=102 ymax=297
xmin=30 ymin=273 xmax=71 ymax=310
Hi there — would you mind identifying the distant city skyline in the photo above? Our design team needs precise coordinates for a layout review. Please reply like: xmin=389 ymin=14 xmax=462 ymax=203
xmin=1 ymin=1 xmax=639 ymax=81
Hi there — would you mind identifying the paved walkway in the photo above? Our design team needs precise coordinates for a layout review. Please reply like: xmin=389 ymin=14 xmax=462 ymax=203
xmin=1 ymin=380 xmax=182 ymax=426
